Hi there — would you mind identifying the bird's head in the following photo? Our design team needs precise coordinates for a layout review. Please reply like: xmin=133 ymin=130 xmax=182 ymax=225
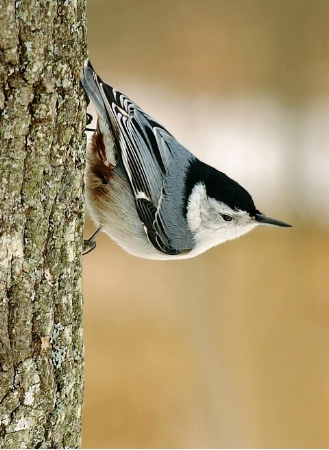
xmin=184 ymin=160 xmax=291 ymax=254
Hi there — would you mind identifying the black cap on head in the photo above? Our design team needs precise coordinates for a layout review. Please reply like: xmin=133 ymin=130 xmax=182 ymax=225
xmin=184 ymin=159 xmax=257 ymax=216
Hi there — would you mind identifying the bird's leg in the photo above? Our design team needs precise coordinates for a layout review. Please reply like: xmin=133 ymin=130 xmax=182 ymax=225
xmin=85 ymin=112 xmax=95 ymax=132
xmin=83 ymin=228 xmax=102 ymax=255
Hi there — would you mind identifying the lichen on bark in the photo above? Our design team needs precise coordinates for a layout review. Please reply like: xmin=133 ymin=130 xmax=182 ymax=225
xmin=0 ymin=0 xmax=87 ymax=447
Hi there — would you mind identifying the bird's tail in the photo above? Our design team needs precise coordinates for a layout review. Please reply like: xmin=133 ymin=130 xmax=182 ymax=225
xmin=81 ymin=59 xmax=110 ymax=120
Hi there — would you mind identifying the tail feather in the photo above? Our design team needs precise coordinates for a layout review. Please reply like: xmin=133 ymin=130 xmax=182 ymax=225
xmin=81 ymin=59 xmax=109 ymax=120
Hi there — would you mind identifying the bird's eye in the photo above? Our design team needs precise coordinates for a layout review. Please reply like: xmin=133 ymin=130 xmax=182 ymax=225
xmin=221 ymin=214 xmax=232 ymax=222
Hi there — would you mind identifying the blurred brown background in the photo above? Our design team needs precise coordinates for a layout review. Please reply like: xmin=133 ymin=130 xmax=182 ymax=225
xmin=82 ymin=1 xmax=329 ymax=447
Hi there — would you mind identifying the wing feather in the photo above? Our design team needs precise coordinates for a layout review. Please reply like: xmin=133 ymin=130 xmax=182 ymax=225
xmin=83 ymin=61 xmax=182 ymax=254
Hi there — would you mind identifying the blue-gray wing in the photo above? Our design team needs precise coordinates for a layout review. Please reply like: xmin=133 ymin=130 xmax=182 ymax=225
xmin=82 ymin=61 xmax=194 ymax=255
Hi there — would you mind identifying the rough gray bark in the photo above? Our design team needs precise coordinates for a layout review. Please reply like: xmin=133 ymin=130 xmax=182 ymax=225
xmin=0 ymin=0 xmax=87 ymax=447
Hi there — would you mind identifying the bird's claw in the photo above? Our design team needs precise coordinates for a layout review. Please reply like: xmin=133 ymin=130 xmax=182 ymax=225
xmin=85 ymin=112 xmax=95 ymax=132
xmin=82 ymin=228 xmax=102 ymax=255
xmin=83 ymin=239 xmax=97 ymax=255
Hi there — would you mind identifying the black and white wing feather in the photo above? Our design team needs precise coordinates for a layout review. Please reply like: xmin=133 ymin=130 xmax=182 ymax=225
xmin=82 ymin=60 xmax=194 ymax=255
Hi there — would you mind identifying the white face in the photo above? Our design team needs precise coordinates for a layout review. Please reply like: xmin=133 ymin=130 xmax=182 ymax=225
xmin=186 ymin=183 xmax=259 ymax=256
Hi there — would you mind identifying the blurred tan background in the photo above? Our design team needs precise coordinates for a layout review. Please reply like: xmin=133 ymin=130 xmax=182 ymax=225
xmin=82 ymin=1 xmax=329 ymax=448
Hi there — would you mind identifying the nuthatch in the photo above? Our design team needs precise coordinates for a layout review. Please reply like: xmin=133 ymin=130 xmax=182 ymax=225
xmin=82 ymin=60 xmax=291 ymax=259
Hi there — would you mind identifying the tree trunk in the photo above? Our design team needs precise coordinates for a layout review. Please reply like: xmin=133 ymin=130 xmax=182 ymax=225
xmin=0 ymin=0 xmax=87 ymax=447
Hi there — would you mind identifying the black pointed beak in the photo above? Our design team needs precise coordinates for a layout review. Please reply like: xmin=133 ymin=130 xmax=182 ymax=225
xmin=255 ymin=213 xmax=292 ymax=228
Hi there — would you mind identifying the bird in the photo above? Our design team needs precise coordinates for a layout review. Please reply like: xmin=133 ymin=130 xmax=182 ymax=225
xmin=81 ymin=59 xmax=291 ymax=260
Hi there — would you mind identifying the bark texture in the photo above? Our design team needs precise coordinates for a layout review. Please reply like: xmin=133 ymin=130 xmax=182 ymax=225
xmin=0 ymin=0 xmax=87 ymax=447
